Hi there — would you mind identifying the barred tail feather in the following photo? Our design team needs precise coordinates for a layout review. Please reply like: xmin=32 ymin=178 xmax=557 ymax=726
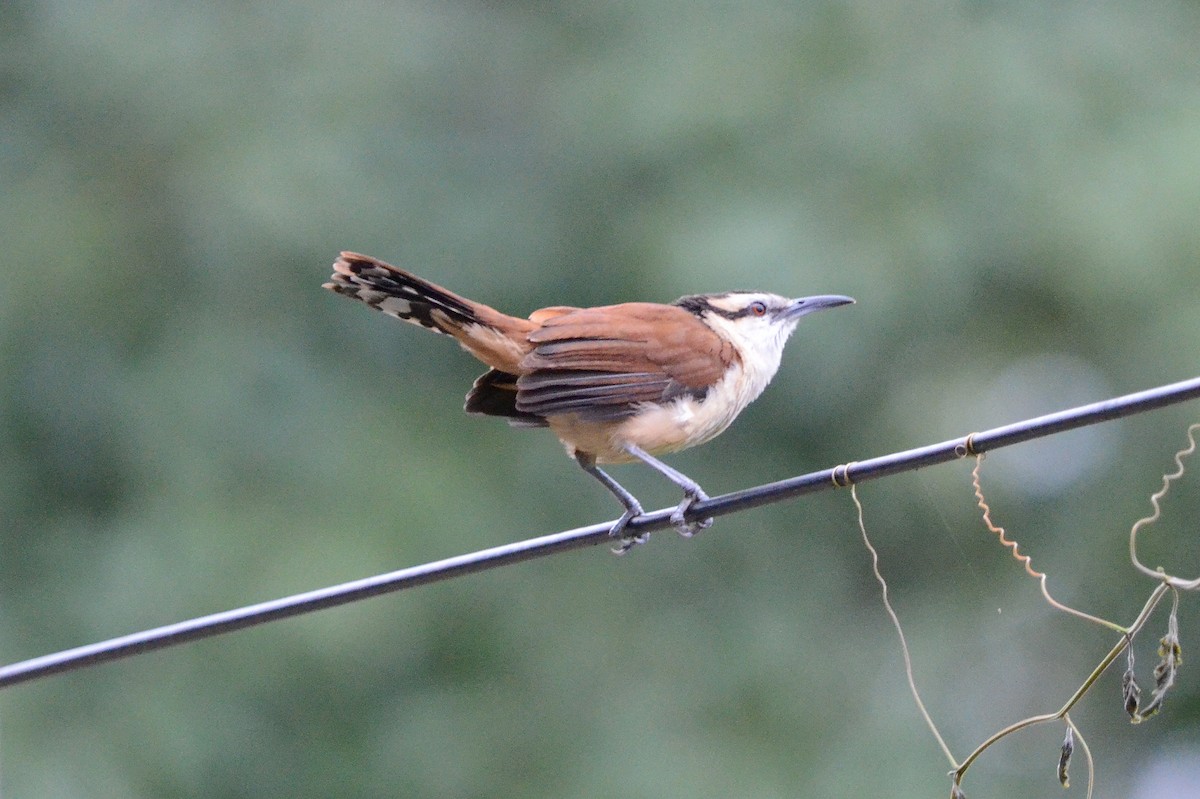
xmin=324 ymin=252 xmax=483 ymax=335
xmin=324 ymin=251 xmax=537 ymax=373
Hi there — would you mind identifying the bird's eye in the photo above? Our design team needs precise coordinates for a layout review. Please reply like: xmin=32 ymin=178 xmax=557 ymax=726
xmin=749 ymin=301 xmax=767 ymax=317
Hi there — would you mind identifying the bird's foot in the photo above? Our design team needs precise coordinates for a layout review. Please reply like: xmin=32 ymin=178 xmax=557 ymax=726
xmin=670 ymin=489 xmax=713 ymax=538
xmin=608 ymin=504 xmax=648 ymax=555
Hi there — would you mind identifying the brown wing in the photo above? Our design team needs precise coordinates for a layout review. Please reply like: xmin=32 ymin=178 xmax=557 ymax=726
xmin=514 ymin=302 xmax=735 ymax=420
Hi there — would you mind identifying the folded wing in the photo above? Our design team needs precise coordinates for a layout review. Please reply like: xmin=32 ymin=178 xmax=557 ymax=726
xmin=513 ymin=303 xmax=735 ymax=421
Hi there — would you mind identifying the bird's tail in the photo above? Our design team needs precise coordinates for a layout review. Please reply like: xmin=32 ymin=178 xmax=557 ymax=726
xmin=324 ymin=252 xmax=534 ymax=371
xmin=325 ymin=252 xmax=492 ymax=333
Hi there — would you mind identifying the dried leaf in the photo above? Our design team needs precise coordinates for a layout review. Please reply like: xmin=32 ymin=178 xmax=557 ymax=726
xmin=1058 ymin=726 xmax=1074 ymax=788
xmin=1122 ymin=667 xmax=1141 ymax=722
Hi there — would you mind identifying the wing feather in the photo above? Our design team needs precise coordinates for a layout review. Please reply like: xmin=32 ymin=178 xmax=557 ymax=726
xmin=464 ymin=369 xmax=548 ymax=427
xmin=514 ymin=303 xmax=735 ymax=419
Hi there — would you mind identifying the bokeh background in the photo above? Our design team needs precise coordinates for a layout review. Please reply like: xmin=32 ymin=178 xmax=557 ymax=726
xmin=2 ymin=2 xmax=1199 ymax=797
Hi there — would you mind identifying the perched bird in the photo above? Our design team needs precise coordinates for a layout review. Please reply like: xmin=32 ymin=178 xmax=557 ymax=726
xmin=324 ymin=252 xmax=853 ymax=551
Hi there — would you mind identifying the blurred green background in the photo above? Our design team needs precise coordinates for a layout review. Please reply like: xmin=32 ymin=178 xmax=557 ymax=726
xmin=2 ymin=1 xmax=1199 ymax=797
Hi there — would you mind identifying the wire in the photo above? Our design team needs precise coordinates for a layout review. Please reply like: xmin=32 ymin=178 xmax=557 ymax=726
xmin=2 ymin=374 xmax=1199 ymax=689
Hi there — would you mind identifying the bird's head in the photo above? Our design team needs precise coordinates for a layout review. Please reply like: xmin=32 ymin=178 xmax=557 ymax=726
xmin=675 ymin=290 xmax=854 ymax=374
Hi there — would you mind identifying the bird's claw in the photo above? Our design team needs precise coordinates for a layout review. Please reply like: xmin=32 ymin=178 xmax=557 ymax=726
xmin=608 ymin=506 xmax=648 ymax=555
xmin=670 ymin=490 xmax=713 ymax=538
xmin=607 ymin=489 xmax=712 ymax=552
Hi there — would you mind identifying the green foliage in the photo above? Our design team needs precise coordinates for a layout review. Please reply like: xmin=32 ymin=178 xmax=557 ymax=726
xmin=2 ymin=1 xmax=1199 ymax=796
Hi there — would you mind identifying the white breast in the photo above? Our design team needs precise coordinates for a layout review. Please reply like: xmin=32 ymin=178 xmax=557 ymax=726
xmin=614 ymin=361 xmax=772 ymax=456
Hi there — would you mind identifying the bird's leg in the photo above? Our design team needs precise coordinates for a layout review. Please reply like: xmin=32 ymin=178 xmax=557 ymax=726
xmin=575 ymin=452 xmax=647 ymax=554
xmin=620 ymin=443 xmax=714 ymax=538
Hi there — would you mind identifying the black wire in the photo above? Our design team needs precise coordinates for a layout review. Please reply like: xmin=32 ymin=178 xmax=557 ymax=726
xmin=3 ymin=374 xmax=1199 ymax=689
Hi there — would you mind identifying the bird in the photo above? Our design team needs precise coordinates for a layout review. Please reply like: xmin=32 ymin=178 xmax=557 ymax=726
xmin=324 ymin=252 xmax=853 ymax=552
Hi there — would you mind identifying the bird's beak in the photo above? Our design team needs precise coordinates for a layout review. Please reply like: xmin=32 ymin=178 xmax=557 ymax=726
xmin=782 ymin=294 xmax=855 ymax=320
